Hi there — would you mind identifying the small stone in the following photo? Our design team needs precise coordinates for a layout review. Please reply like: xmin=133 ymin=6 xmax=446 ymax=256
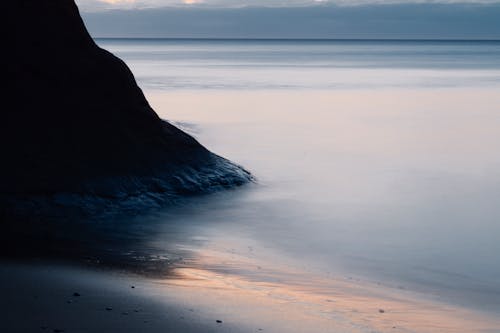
xmin=106 ymin=307 xmax=113 ymax=311
xmin=73 ymin=292 xmax=80 ymax=297
xmin=216 ymin=320 xmax=223 ymax=324
xmin=131 ymin=286 xmax=135 ymax=289
xmin=53 ymin=330 xmax=64 ymax=333
xmin=379 ymin=309 xmax=385 ymax=313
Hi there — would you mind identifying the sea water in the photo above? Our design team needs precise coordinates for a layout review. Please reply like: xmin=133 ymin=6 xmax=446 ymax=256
xmin=96 ymin=39 xmax=500 ymax=315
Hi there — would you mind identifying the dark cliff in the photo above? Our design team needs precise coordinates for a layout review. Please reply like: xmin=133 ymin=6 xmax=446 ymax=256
xmin=4 ymin=0 xmax=251 ymax=219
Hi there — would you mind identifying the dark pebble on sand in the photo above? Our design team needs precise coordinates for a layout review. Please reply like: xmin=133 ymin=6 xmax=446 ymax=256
xmin=106 ymin=307 xmax=113 ymax=311
xmin=216 ymin=320 xmax=223 ymax=323
xmin=53 ymin=330 xmax=64 ymax=333
xmin=73 ymin=292 xmax=80 ymax=297
xmin=379 ymin=309 xmax=385 ymax=313
xmin=131 ymin=286 xmax=135 ymax=289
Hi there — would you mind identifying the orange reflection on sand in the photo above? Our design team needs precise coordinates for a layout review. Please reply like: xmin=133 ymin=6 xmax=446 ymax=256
xmin=159 ymin=248 xmax=500 ymax=333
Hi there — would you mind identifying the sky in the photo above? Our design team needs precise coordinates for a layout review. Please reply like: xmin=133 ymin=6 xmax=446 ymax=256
xmin=77 ymin=0 xmax=500 ymax=39
xmin=77 ymin=0 xmax=500 ymax=11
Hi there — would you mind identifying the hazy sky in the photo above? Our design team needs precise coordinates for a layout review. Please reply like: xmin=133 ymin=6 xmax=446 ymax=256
xmin=77 ymin=0 xmax=500 ymax=38
xmin=77 ymin=0 xmax=500 ymax=11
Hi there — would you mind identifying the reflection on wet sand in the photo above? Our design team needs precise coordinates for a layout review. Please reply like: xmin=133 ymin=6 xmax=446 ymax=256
xmin=160 ymin=247 xmax=500 ymax=333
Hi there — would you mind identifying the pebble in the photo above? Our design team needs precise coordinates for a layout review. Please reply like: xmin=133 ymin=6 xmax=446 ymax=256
xmin=73 ymin=292 xmax=80 ymax=297
xmin=106 ymin=307 xmax=113 ymax=311
xmin=379 ymin=309 xmax=385 ymax=313
xmin=216 ymin=320 xmax=223 ymax=323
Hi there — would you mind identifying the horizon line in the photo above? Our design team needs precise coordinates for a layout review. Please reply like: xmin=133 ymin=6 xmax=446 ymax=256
xmin=93 ymin=37 xmax=500 ymax=42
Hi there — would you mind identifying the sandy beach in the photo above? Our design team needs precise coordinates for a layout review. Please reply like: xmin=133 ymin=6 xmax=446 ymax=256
xmin=1 ymin=261 xmax=242 ymax=333
xmin=3 ymin=255 xmax=500 ymax=333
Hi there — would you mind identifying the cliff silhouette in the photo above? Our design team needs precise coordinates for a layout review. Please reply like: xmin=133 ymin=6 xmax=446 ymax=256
xmin=5 ymin=0 xmax=251 ymax=219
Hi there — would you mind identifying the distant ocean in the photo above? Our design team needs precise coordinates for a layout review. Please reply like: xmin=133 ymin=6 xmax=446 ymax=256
xmin=96 ymin=39 xmax=500 ymax=316
xmin=96 ymin=39 xmax=500 ymax=90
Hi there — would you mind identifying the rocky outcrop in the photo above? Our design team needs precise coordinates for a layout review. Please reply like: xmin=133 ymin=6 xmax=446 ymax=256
xmin=4 ymin=0 xmax=251 ymax=219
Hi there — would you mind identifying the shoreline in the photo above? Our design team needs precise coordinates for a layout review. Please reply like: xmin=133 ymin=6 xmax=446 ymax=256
xmin=0 ymin=260 xmax=245 ymax=333
xmin=2 ymin=255 xmax=499 ymax=333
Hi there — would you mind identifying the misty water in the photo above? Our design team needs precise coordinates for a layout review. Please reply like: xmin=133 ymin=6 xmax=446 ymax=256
xmin=96 ymin=39 xmax=500 ymax=314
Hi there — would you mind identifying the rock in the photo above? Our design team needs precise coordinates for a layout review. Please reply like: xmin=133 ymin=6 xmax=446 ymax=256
xmin=106 ymin=307 xmax=113 ymax=311
xmin=5 ymin=0 xmax=252 ymax=222
xmin=216 ymin=320 xmax=223 ymax=323
xmin=379 ymin=309 xmax=385 ymax=313
xmin=73 ymin=292 xmax=80 ymax=297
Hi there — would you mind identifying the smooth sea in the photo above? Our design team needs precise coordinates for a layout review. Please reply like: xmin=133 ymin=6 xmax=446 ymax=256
xmin=96 ymin=38 xmax=500 ymax=315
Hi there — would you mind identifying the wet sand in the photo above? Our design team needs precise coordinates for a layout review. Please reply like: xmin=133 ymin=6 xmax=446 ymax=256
xmin=2 ymin=258 xmax=499 ymax=333
xmin=0 ymin=261 xmax=243 ymax=333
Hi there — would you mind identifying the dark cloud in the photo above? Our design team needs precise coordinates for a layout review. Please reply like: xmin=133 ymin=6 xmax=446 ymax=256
xmin=81 ymin=3 xmax=500 ymax=39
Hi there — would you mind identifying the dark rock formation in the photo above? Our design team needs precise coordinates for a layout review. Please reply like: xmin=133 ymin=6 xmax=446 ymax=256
xmin=4 ymin=0 xmax=251 ymax=219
